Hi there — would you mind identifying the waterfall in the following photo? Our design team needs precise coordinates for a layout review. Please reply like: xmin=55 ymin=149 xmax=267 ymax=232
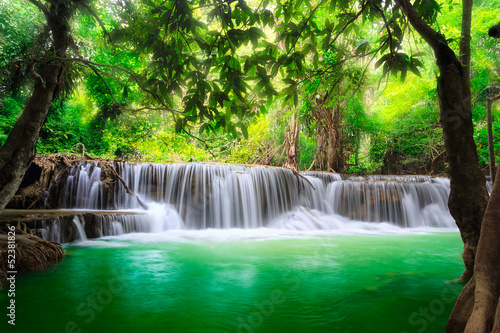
xmin=31 ymin=213 xmax=168 ymax=243
xmin=324 ymin=179 xmax=452 ymax=227
xmin=486 ymin=180 xmax=492 ymax=195
xmin=49 ymin=162 xmax=455 ymax=233
xmin=71 ymin=216 xmax=88 ymax=242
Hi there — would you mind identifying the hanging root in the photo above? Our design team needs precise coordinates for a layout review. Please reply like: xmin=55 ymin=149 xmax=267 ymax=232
xmin=0 ymin=226 xmax=64 ymax=288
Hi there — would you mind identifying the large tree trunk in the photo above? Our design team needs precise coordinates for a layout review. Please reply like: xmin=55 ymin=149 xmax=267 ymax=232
xmin=446 ymin=20 xmax=500 ymax=333
xmin=396 ymin=0 xmax=488 ymax=281
xmin=312 ymin=97 xmax=344 ymax=172
xmin=325 ymin=105 xmax=343 ymax=172
xmin=437 ymin=55 xmax=488 ymax=281
xmin=0 ymin=1 xmax=70 ymax=213
xmin=0 ymin=64 xmax=63 ymax=212
xmin=446 ymin=164 xmax=500 ymax=332
xmin=283 ymin=113 xmax=300 ymax=170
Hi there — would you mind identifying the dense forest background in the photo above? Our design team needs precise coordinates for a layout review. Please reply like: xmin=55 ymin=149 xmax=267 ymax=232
xmin=0 ymin=0 xmax=498 ymax=175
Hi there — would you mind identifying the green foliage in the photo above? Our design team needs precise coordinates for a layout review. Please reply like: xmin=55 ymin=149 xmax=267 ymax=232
xmin=0 ymin=0 xmax=497 ymax=175
xmin=0 ymin=0 xmax=45 ymax=95
xmin=298 ymin=133 xmax=316 ymax=170
xmin=474 ymin=115 xmax=500 ymax=167
xmin=229 ymin=115 xmax=270 ymax=163
xmin=37 ymin=98 xmax=86 ymax=154
xmin=363 ymin=72 xmax=446 ymax=174
xmin=0 ymin=97 xmax=22 ymax=146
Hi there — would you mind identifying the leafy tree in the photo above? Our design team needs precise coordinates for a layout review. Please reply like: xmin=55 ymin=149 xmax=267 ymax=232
xmin=0 ymin=0 xmax=75 ymax=211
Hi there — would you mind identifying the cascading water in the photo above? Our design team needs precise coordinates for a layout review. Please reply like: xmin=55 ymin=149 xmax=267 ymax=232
xmin=30 ymin=213 xmax=155 ymax=243
xmin=71 ymin=216 xmax=88 ymax=242
xmin=39 ymin=162 xmax=456 ymax=241
xmin=324 ymin=178 xmax=452 ymax=227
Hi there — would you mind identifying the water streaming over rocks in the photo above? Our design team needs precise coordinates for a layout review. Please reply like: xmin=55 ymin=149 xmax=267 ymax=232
xmin=30 ymin=162 xmax=456 ymax=241
xmin=30 ymin=213 xmax=155 ymax=243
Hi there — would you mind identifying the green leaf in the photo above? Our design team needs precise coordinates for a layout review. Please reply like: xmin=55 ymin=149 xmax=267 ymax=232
xmin=249 ymin=27 xmax=266 ymax=38
xmin=355 ymin=41 xmax=369 ymax=55
xmin=382 ymin=62 xmax=390 ymax=76
xmin=409 ymin=63 xmax=422 ymax=77
xmin=411 ymin=52 xmax=426 ymax=58
xmin=303 ymin=43 xmax=312 ymax=55
xmin=175 ymin=118 xmax=183 ymax=133
xmin=282 ymin=78 xmax=296 ymax=85
xmin=159 ymin=82 xmax=168 ymax=97
xmin=411 ymin=58 xmax=424 ymax=68
xmin=199 ymin=123 xmax=207 ymax=134
xmin=329 ymin=0 xmax=337 ymax=13
xmin=374 ymin=57 xmax=385 ymax=69
xmin=400 ymin=65 xmax=408 ymax=82
xmin=241 ymin=124 xmax=248 ymax=139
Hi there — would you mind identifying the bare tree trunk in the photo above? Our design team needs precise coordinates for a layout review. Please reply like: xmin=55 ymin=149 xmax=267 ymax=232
xmin=283 ymin=113 xmax=300 ymax=170
xmin=396 ymin=0 xmax=488 ymax=281
xmin=446 ymin=164 xmax=500 ymax=332
xmin=325 ymin=105 xmax=343 ymax=172
xmin=0 ymin=1 xmax=70 ymax=213
xmin=444 ymin=15 xmax=500 ymax=333
xmin=317 ymin=127 xmax=328 ymax=170
xmin=438 ymin=57 xmax=488 ymax=281
xmin=313 ymin=97 xmax=344 ymax=172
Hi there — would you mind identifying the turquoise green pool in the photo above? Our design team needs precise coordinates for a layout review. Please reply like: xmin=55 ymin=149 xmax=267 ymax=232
xmin=1 ymin=231 xmax=464 ymax=333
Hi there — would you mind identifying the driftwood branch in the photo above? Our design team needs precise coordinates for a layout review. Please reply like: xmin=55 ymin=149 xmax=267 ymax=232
xmin=108 ymin=166 xmax=149 ymax=209
xmin=284 ymin=166 xmax=316 ymax=190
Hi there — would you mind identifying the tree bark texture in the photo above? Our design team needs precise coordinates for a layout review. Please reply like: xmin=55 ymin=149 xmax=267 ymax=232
xmin=313 ymin=97 xmax=344 ymax=172
xmin=283 ymin=113 xmax=300 ymax=170
xmin=325 ymin=105 xmax=343 ymax=173
xmin=437 ymin=57 xmax=488 ymax=281
xmin=396 ymin=0 xmax=488 ymax=280
xmin=0 ymin=1 xmax=71 ymax=213
xmin=446 ymin=164 xmax=500 ymax=332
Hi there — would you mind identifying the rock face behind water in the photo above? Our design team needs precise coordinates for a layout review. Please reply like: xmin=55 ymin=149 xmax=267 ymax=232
xmin=6 ymin=154 xmax=127 ymax=210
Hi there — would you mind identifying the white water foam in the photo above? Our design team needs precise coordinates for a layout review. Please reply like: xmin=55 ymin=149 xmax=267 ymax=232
xmin=98 ymin=207 xmax=457 ymax=243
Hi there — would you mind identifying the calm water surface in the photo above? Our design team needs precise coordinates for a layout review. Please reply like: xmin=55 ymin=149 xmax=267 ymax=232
xmin=1 ymin=231 xmax=464 ymax=333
